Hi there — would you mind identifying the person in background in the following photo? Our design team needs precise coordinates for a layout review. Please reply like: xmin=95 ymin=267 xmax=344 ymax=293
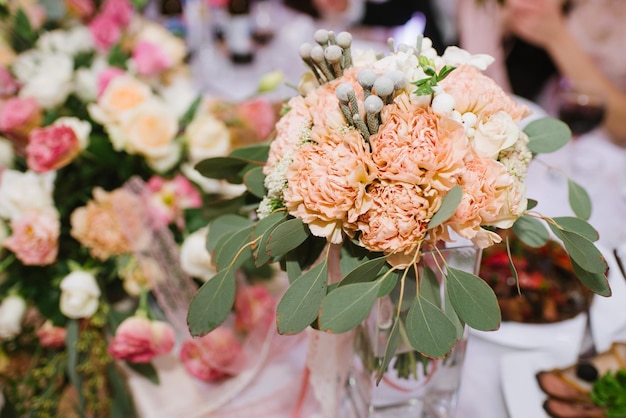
xmin=459 ymin=0 xmax=626 ymax=145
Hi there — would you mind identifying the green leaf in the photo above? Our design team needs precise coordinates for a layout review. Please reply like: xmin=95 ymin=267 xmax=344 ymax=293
xmin=378 ymin=270 xmax=399 ymax=297
xmin=552 ymin=216 xmax=599 ymax=242
xmin=252 ymin=212 xmax=288 ymax=266
xmin=436 ymin=65 xmax=456 ymax=81
xmin=178 ymin=95 xmax=202 ymax=126
xmin=428 ymin=185 xmax=462 ymax=228
xmin=202 ymin=194 xmax=248 ymax=221
xmin=107 ymin=364 xmax=138 ymax=418
xmin=446 ymin=267 xmax=501 ymax=331
xmin=405 ymin=295 xmax=457 ymax=358
xmin=548 ymin=225 xmax=607 ymax=274
xmin=512 ymin=216 xmax=550 ymax=248
xmin=571 ymin=259 xmax=611 ymax=297
xmin=66 ymin=319 xmax=85 ymax=411
xmin=376 ymin=319 xmax=400 ymax=385
xmin=567 ymin=179 xmax=592 ymax=220
xmin=266 ymin=218 xmax=311 ymax=258
xmin=207 ymin=214 xmax=252 ymax=252
xmin=212 ymin=225 xmax=255 ymax=271
xmin=229 ymin=144 xmax=270 ymax=163
xmin=319 ymin=281 xmax=380 ymax=333
xmin=525 ymin=117 xmax=571 ymax=154
xmin=277 ymin=261 xmax=328 ymax=334
xmin=339 ymin=257 xmax=388 ymax=286
xmin=195 ymin=157 xmax=252 ymax=181
xmin=443 ymin=285 xmax=465 ymax=339
xmin=126 ymin=362 xmax=159 ymax=385
xmin=420 ymin=266 xmax=441 ymax=308
xmin=187 ymin=269 xmax=237 ymax=336
xmin=526 ymin=199 xmax=538 ymax=210
xmin=243 ymin=166 xmax=267 ymax=198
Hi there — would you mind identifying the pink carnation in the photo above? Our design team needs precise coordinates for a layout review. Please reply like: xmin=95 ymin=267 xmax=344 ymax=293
xmin=37 ymin=321 xmax=67 ymax=349
xmin=179 ymin=327 xmax=243 ymax=381
xmin=234 ymin=285 xmax=275 ymax=333
xmin=108 ymin=316 xmax=175 ymax=363
xmin=4 ymin=210 xmax=60 ymax=266
xmin=146 ymin=174 xmax=202 ymax=229
xmin=89 ymin=15 xmax=121 ymax=52
xmin=132 ymin=41 xmax=172 ymax=77
xmin=0 ymin=68 xmax=19 ymax=97
xmin=0 ymin=97 xmax=42 ymax=144
xmin=26 ymin=125 xmax=81 ymax=173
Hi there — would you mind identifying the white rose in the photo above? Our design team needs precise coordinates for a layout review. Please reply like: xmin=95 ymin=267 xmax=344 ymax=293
xmin=59 ymin=271 xmax=101 ymax=319
xmin=472 ymin=111 xmax=521 ymax=159
xmin=185 ymin=112 xmax=231 ymax=164
xmin=11 ymin=49 xmax=40 ymax=83
xmin=0 ymin=137 xmax=14 ymax=168
xmin=492 ymin=181 xmax=528 ymax=229
xmin=158 ymin=76 xmax=199 ymax=119
xmin=74 ymin=57 xmax=108 ymax=103
xmin=0 ymin=295 xmax=27 ymax=340
xmin=19 ymin=53 xmax=74 ymax=109
xmin=441 ymin=46 xmax=495 ymax=71
xmin=0 ymin=170 xmax=56 ymax=220
xmin=180 ymin=227 xmax=216 ymax=281
xmin=53 ymin=117 xmax=92 ymax=150
xmin=36 ymin=26 xmax=94 ymax=56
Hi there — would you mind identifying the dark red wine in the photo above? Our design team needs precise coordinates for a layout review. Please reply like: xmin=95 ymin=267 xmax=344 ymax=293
xmin=558 ymin=102 xmax=605 ymax=136
xmin=252 ymin=30 xmax=274 ymax=45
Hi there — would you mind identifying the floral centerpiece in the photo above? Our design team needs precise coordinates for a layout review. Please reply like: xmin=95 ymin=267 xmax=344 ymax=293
xmin=0 ymin=0 xmax=280 ymax=416
xmin=187 ymin=28 xmax=611 ymax=409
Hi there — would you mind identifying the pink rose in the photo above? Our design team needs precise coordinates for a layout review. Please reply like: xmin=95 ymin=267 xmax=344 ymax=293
xmin=234 ymin=285 xmax=275 ymax=333
xmin=26 ymin=125 xmax=81 ymax=173
xmin=132 ymin=41 xmax=171 ymax=77
xmin=89 ymin=15 xmax=121 ymax=52
xmin=97 ymin=67 xmax=126 ymax=97
xmin=235 ymin=98 xmax=277 ymax=141
xmin=146 ymin=174 xmax=202 ymax=229
xmin=100 ymin=0 xmax=133 ymax=26
xmin=0 ymin=97 xmax=42 ymax=145
xmin=0 ymin=68 xmax=19 ymax=97
xmin=179 ymin=327 xmax=243 ymax=381
xmin=37 ymin=321 xmax=67 ymax=348
xmin=108 ymin=316 xmax=175 ymax=363
xmin=4 ymin=210 xmax=60 ymax=266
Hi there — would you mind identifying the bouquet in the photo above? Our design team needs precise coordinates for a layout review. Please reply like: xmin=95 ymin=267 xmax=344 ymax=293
xmin=187 ymin=28 xmax=610 ymax=379
xmin=0 ymin=1 xmax=279 ymax=416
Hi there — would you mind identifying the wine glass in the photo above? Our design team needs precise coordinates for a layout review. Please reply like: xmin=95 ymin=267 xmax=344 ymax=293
xmin=556 ymin=78 xmax=607 ymax=175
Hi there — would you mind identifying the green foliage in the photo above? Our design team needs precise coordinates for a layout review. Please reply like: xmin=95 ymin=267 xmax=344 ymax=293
xmin=428 ymin=185 xmax=462 ymax=228
xmin=187 ymin=269 xmax=237 ymax=336
xmin=406 ymin=295 xmax=457 ymax=358
xmin=512 ymin=216 xmax=550 ymax=248
xmin=446 ymin=268 xmax=501 ymax=331
xmin=412 ymin=58 xmax=456 ymax=96
xmin=590 ymin=370 xmax=626 ymax=417
xmin=568 ymin=179 xmax=592 ymax=220
xmin=525 ymin=118 xmax=571 ymax=153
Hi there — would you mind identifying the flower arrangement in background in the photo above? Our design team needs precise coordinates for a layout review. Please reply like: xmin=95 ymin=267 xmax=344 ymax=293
xmin=480 ymin=232 xmax=594 ymax=323
xmin=187 ymin=27 xmax=610 ymax=388
xmin=0 ymin=0 xmax=279 ymax=416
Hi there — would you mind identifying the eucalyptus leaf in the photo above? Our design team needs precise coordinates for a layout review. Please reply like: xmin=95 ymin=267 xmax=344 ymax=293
xmin=378 ymin=270 xmax=399 ymax=297
xmin=443 ymin=286 xmax=465 ymax=339
xmin=571 ymin=258 xmax=611 ymax=297
xmin=253 ymin=212 xmax=288 ymax=266
xmin=428 ymin=185 xmax=462 ymax=228
xmin=213 ymin=225 xmax=255 ymax=271
xmin=512 ymin=216 xmax=550 ymax=248
xmin=243 ymin=166 xmax=267 ymax=198
xmin=187 ymin=269 xmax=237 ymax=336
xmin=548 ymin=225 xmax=607 ymax=274
xmin=446 ymin=268 xmax=501 ymax=331
xmin=194 ymin=157 xmax=251 ymax=181
xmin=339 ymin=257 xmax=388 ymax=286
xmin=202 ymin=194 xmax=248 ymax=221
xmin=66 ymin=319 xmax=85 ymax=411
xmin=526 ymin=199 xmax=538 ymax=210
xmin=552 ymin=216 xmax=599 ymax=242
xmin=206 ymin=214 xmax=252 ymax=252
xmin=319 ymin=281 xmax=381 ymax=333
xmin=405 ymin=296 xmax=457 ymax=358
xmin=266 ymin=218 xmax=311 ymax=258
xmin=376 ymin=319 xmax=400 ymax=385
xmin=107 ymin=364 xmax=138 ymax=418
xmin=525 ymin=117 xmax=571 ymax=153
xmin=229 ymin=144 xmax=270 ymax=163
xmin=126 ymin=362 xmax=159 ymax=385
xmin=567 ymin=179 xmax=592 ymax=220
xmin=284 ymin=255 xmax=303 ymax=283
xmin=420 ymin=266 xmax=441 ymax=308
xmin=277 ymin=261 xmax=328 ymax=334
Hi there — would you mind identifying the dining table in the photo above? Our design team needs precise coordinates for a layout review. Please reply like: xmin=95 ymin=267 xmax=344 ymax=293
xmin=131 ymin=3 xmax=626 ymax=416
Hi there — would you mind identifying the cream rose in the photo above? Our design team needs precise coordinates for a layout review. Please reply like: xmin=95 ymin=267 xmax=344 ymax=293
xmin=133 ymin=21 xmax=186 ymax=68
xmin=185 ymin=112 xmax=231 ymax=164
xmin=74 ymin=56 xmax=108 ymax=103
xmin=59 ymin=271 xmax=101 ymax=319
xmin=0 ymin=169 xmax=56 ymax=220
xmin=0 ymin=295 xmax=27 ymax=340
xmin=88 ymin=75 xmax=153 ymax=129
xmin=472 ymin=111 xmax=521 ymax=159
xmin=0 ymin=137 xmax=14 ymax=168
xmin=18 ymin=53 xmax=74 ymax=109
xmin=180 ymin=227 xmax=216 ymax=281
xmin=36 ymin=26 xmax=94 ymax=56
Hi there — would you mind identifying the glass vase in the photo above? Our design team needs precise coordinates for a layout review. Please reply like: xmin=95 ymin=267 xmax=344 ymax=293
xmin=340 ymin=245 xmax=481 ymax=418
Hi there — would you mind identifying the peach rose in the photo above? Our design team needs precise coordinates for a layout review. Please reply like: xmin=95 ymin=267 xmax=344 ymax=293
xmin=108 ymin=316 xmax=175 ymax=363
xmin=284 ymin=127 xmax=377 ymax=243
xmin=4 ymin=209 xmax=59 ymax=265
xmin=179 ymin=327 xmax=243 ymax=381
xmin=185 ymin=109 xmax=231 ymax=165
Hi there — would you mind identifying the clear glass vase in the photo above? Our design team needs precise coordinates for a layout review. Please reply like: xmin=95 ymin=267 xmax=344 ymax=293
xmin=340 ymin=245 xmax=481 ymax=418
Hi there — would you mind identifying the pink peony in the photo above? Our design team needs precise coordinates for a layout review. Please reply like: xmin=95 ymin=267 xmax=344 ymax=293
xmin=146 ymin=174 xmax=202 ymax=229
xmin=0 ymin=68 xmax=19 ymax=97
xmin=108 ymin=316 xmax=175 ymax=363
xmin=26 ymin=125 xmax=81 ymax=173
xmin=89 ymin=15 xmax=121 ymax=52
xmin=4 ymin=210 xmax=59 ymax=265
xmin=97 ymin=67 xmax=126 ymax=97
xmin=179 ymin=327 xmax=243 ymax=381
xmin=0 ymin=97 xmax=42 ymax=145
xmin=235 ymin=98 xmax=277 ymax=141
xmin=132 ymin=41 xmax=171 ymax=77
xmin=234 ymin=285 xmax=275 ymax=333
xmin=100 ymin=0 xmax=133 ymax=26
xmin=37 ymin=321 xmax=67 ymax=348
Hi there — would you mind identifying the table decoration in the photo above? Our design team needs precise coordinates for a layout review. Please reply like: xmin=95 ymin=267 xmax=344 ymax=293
xmin=187 ymin=27 xmax=611 ymax=417
xmin=0 ymin=1 xmax=280 ymax=416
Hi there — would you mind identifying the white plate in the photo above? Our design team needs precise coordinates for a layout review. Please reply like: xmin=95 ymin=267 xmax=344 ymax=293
xmin=500 ymin=351 xmax=576 ymax=418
